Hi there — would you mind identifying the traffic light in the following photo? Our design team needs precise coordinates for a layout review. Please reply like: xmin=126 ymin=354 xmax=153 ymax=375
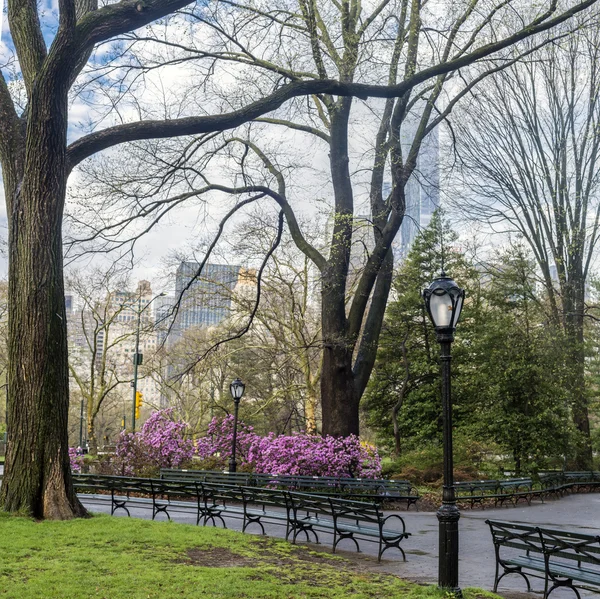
xmin=135 ymin=391 xmax=143 ymax=420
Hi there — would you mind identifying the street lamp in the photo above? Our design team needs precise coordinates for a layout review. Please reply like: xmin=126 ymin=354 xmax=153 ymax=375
xmin=131 ymin=291 xmax=165 ymax=431
xmin=79 ymin=398 xmax=85 ymax=449
xmin=423 ymin=271 xmax=465 ymax=596
xmin=228 ymin=378 xmax=245 ymax=473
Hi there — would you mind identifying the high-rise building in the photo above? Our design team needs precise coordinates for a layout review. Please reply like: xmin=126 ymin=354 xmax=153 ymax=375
xmin=393 ymin=122 xmax=440 ymax=260
xmin=173 ymin=262 xmax=241 ymax=334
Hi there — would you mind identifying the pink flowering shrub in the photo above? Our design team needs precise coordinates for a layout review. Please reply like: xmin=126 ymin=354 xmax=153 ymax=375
xmin=69 ymin=447 xmax=84 ymax=473
xmin=196 ymin=416 xmax=382 ymax=478
xmin=196 ymin=414 xmax=258 ymax=467
xmin=109 ymin=409 xmax=195 ymax=476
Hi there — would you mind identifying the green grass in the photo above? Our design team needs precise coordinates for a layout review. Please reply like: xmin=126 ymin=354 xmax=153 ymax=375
xmin=0 ymin=512 xmax=495 ymax=599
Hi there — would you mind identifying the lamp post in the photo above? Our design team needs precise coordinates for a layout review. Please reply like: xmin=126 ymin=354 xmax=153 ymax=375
xmin=423 ymin=271 xmax=465 ymax=596
xmin=131 ymin=291 xmax=165 ymax=431
xmin=228 ymin=378 xmax=245 ymax=473
xmin=79 ymin=398 xmax=85 ymax=449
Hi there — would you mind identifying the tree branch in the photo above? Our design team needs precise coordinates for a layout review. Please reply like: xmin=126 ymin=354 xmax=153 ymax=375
xmin=7 ymin=0 xmax=47 ymax=96
xmin=67 ymin=0 xmax=599 ymax=169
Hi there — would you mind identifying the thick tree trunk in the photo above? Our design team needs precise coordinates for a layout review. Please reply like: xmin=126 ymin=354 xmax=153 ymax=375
xmin=321 ymin=344 xmax=360 ymax=436
xmin=0 ymin=79 xmax=86 ymax=519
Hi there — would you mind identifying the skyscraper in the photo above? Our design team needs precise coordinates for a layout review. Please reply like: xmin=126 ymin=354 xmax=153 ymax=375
xmin=172 ymin=262 xmax=241 ymax=334
xmin=394 ymin=122 xmax=440 ymax=260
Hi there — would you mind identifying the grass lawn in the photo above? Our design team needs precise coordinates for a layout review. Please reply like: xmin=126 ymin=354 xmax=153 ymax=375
xmin=0 ymin=512 xmax=496 ymax=599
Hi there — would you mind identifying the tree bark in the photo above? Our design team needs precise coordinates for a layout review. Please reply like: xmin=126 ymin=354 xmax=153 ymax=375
xmin=0 ymin=75 xmax=87 ymax=519
xmin=321 ymin=343 xmax=360 ymax=436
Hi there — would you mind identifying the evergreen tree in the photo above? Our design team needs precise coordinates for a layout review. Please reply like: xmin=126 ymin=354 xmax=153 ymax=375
xmin=365 ymin=220 xmax=573 ymax=473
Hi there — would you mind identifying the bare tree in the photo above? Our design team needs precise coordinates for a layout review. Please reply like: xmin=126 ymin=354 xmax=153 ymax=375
xmin=68 ymin=0 xmax=599 ymax=438
xmin=67 ymin=268 xmax=143 ymax=455
xmin=229 ymin=218 xmax=322 ymax=432
xmin=451 ymin=21 xmax=600 ymax=467
xmin=0 ymin=0 xmax=597 ymax=518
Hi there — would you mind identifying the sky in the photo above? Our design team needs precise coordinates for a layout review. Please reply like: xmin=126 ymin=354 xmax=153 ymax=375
xmin=0 ymin=0 xmax=541 ymax=294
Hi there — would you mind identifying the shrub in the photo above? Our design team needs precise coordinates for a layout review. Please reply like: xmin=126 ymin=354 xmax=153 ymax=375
xmin=69 ymin=447 xmax=84 ymax=473
xmin=108 ymin=409 xmax=195 ymax=476
xmin=196 ymin=416 xmax=382 ymax=478
xmin=196 ymin=414 xmax=258 ymax=469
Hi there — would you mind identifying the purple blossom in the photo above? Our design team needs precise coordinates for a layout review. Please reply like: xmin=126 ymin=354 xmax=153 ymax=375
xmin=196 ymin=416 xmax=382 ymax=478
xmin=69 ymin=447 xmax=84 ymax=473
xmin=110 ymin=409 xmax=195 ymax=476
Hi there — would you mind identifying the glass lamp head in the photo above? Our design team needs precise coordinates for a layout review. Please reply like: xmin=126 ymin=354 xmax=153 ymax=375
xmin=423 ymin=272 xmax=465 ymax=331
xmin=230 ymin=378 xmax=245 ymax=401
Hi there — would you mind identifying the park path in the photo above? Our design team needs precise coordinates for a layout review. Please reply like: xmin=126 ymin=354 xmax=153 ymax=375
xmin=78 ymin=489 xmax=600 ymax=598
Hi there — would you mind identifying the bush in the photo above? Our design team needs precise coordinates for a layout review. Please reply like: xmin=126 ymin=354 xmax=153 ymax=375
xmin=381 ymin=436 xmax=503 ymax=486
xmin=69 ymin=447 xmax=84 ymax=473
xmin=196 ymin=416 xmax=382 ymax=478
xmin=106 ymin=409 xmax=195 ymax=476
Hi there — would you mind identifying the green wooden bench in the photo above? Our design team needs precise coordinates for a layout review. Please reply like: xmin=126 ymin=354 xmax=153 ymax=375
xmin=455 ymin=477 xmax=543 ymax=508
xmin=487 ymin=519 xmax=600 ymax=598
xmin=287 ymin=491 xmax=410 ymax=561
xmin=159 ymin=469 xmax=420 ymax=508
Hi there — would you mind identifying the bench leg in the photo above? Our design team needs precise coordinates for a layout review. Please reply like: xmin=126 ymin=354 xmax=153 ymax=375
xmin=152 ymin=503 xmax=171 ymax=521
xmin=545 ymin=578 xmax=581 ymax=599
xmin=333 ymin=531 xmax=360 ymax=554
xmin=494 ymin=566 xmax=531 ymax=593
xmin=378 ymin=540 xmax=406 ymax=562
xmin=111 ymin=498 xmax=131 ymax=518
xmin=242 ymin=514 xmax=266 ymax=535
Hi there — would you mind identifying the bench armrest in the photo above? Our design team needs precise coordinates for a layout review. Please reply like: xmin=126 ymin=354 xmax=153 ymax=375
xmin=383 ymin=513 xmax=407 ymax=535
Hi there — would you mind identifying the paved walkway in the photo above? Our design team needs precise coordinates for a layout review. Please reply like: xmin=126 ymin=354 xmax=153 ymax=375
xmin=79 ymin=491 xmax=600 ymax=598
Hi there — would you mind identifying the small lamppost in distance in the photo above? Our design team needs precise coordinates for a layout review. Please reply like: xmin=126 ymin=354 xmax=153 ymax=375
xmin=228 ymin=378 xmax=245 ymax=473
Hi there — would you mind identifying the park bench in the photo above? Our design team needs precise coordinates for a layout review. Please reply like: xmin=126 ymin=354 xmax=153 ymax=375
xmin=561 ymin=471 xmax=600 ymax=493
xmin=286 ymin=491 xmax=410 ymax=561
xmin=487 ymin=519 xmax=600 ymax=598
xmin=454 ymin=478 xmax=543 ymax=508
xmin=73 ymin=474 xmax=157 ymax=516
xmin=252 ymin=473 xmax=341 ymax=494
xmin=75 ymin=473 xmax=410 ymax=561
xmin=537 ymin=471 xmax=600 ymax=496
xmin=454 ymin=480 xmax=500 ymax=507
xmin=159 ymin=468 xmax=420 ymax=508
xmin=197 ymin=484 xmax=292 ymax=535
xmin=340 ymin=478 xmax=419 ymax=509
xmin=538 ymin=472 xmax=566 ymax=498
xmin=159 ymin=468 xmax=254 ymax=486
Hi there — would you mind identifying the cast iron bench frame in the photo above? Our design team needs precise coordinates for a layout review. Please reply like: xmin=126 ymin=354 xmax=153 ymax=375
xmin=286 ymin=491 xmax=410 ymax=561
xmin=159 ymin=468 xmax=419 ymax=509
xmin=487 ymin=519 xmax=600 ymax=599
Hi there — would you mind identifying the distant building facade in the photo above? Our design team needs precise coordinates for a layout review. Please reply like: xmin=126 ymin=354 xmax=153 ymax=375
xmin=392 ymin=122 xmax=440 ymax=260
xmin=172 ymin=262 xmax=241 ymax=334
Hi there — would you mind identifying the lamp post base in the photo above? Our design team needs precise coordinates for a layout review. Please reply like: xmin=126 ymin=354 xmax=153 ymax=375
xmin=437 ymin=503 xmax=461 ymax=597
xmin=228 ymin=459 xmax=237 ymax=473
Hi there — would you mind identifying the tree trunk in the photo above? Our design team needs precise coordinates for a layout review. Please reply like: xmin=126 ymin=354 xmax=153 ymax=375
xmin=564 ymin=281 xmax=591 ymax=468
xmin=304 ymin=385 xmax=318 ymax=434
xmin=0 ymin=79 xmax=86 ymax=519
xmin=321 ymin=344 xmax=360 ymax=436
xmin=87 ymin=423 xmax=98 ymax=456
